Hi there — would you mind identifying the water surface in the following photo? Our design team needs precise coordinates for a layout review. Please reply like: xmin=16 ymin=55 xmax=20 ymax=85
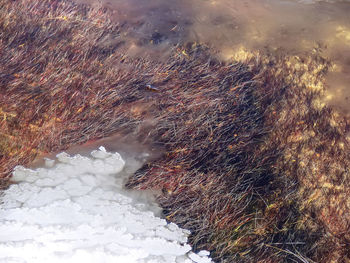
xmin=76 ymin=0 xmax=350 ymax=114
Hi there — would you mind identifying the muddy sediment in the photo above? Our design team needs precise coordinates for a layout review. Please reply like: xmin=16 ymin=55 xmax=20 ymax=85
xmin=0 ymin=0 xmax=350 ymax=262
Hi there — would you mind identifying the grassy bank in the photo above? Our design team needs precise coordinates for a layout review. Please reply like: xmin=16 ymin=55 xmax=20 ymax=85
xmin=0 ymin=0 xmax=349 ymax=262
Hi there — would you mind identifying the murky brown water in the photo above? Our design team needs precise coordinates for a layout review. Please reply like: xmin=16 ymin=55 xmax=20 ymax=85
xmin=76 ymin=0 xmax=350 ymax=114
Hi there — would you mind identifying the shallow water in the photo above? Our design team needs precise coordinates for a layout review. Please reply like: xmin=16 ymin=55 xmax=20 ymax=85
xmin=75 ymin=0 xmax=350 ymax=114
xmin=30 ymin=134 xmax=163 ymax=187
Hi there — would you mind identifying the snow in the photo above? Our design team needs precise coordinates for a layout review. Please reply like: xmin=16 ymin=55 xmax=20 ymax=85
xmin=0 ymin=146 xmax=212 ymax=263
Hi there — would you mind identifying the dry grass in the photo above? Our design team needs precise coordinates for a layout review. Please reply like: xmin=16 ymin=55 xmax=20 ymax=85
xmin=0 ymin=0 xmax=350 ymax=262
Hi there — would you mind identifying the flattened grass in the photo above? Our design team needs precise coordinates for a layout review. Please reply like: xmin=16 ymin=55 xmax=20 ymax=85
xmin=1 ymin=0 xmax=350 ymax=262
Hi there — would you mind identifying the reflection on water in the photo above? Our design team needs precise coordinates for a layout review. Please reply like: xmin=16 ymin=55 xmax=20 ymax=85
xmin=76 ymin=0 xmax=350 ymax=113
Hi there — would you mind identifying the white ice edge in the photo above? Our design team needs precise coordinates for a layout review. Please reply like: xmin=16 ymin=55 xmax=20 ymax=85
xmin=0 ymin=146 xmax=211 ymax=263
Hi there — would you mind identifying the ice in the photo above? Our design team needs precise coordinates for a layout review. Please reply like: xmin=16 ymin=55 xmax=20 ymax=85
xmin=0 ymin=147 xmax=211 ymax=263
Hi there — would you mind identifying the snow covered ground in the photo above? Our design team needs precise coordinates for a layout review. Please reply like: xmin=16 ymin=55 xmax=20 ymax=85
xmin=0 ymin=147 xmax=212 ymax=263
